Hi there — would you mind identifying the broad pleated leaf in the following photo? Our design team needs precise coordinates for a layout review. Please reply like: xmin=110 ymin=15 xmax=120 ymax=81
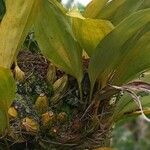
xmin=111 ymin=31 xmax=150 ymax=85
xmin=114 ymin=72 xmax=150 ymax=120
xmin=94 ymin=0 xmax=149 ymax=25
xmin=0 ymin=0 xmax=5 ymax=21
xmin=112 ymin=81 xmax=150 ymax=121
xmin=0 ymin=0 xmax=40 ymax=133
xmin=113 ymin=94 xmax=150 ymax=121
xmin=83 ymin=0 xmax=108 ymax=18
xmin=34 ymin=0 xmax=83 ymax=84
xmin=68 ymin=10 xmax=114 ymax=56
xmin=138 ymin=0 xmax=150 ymax=10
xmin=57 ymin=0 xmax=61 ymax=3
xmin=96 ymin=0 xmax=126 ymax=20
xmin=94 ymin=0 xmax=150 ymax=26
xmin=0 ymin=110 xmax=7 ymax=133
xmin=88 ymin=9 xmax=150 ymax=89
xmin=112 ymin=0 xmax=144 ymax=25
xmin=0 ymin=0 xmax=41 ymax=68
xmin=0 ymin=67 xmax=16 ymax=133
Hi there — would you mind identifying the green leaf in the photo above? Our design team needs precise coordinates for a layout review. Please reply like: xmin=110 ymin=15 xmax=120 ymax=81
xmin=88 ymin=9 xmax=150 ymax=89
xmin=0 ymin=0 xmax=41 ymax=68
xmin=112 ymin=0 xmax=144 ymax=25
xmin=0 ymin=0 xmax=40 ymax=133
xmin=57 ymin=0 xmax=61 ymax=3
xmin=96 ymin=0 xmax=126 ymax=20
xmin=68 ymin=10 xmax=114 ymax=56
xmin=113 ymin=94 xmax=150 ymax=121
xmin=142 ymin=71 xmax=150 ymax=82
xmin=138 ymin=0 xmax=150 ymax=10
xmin=111 ymin=30 xmax=150 ymax=85
xmin=0 ymin=67 xmax=16 ymax=133
xmin=34 ymin=0 xmax=83 ymax=85
xmin=93 ymin=0 xmax=150 ymax=25
xmin=94 ymin=0 xmax=150 ymax=26
xmin=83 ymin=0 xmax=108 ymax=18
xmin=0 ymin=0 xmax=5 ymax=22
xmin=0 ymin=110 xmax=7 ymax=133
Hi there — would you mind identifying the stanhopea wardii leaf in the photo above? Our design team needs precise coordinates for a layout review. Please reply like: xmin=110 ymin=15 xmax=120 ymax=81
xmin=83 ymin=0 xmax=108 ymax=18
xmin=113 ymin=93 xmax=150 ymax=122
xmin=111 ymin=81 xmax=150 ymax=121
xmin=0 ymin=0 xmax=40 ymax=133
xmin=0 ymin=0 xmax=5 ymax=22
xmin=112 ymin=0 xmax=144 ymax=25
xmin=68 ymin=10 xmax=114 ymax=57
xmin=34 ymin=0 xmax=83 ymax=85
xmin=0 ymin=67 xmax=16 ymax=133
xmin=111 ymin=31 xmax=150 ymax=85
xmin=0 ymin=0 xmax=41 ymax=68
xmin=0 ymin=110 xmax=7 ymax=133
xmin=92 ymin=0 xmax=149 ymax=26
xmin=138 ymin=0 xmax=150 ymax=10
xmin=96 ymin=0 xmax=126 ymax=20
xmin=88 ymin=9 xmax=150 ymax=90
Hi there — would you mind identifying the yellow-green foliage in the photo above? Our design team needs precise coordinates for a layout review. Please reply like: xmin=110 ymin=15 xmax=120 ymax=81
xmin=0 ymin=0 xmax=150 ymax=133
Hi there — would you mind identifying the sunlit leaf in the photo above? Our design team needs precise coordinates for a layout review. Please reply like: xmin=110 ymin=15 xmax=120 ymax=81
xmin=68 ymin=10 xmax=114 ymax=56
xmin=88 ymin=9 xmax=150 ymax=90
xmin=112 ymin=0 xmax=144 ymax=25
xmin=0 ymin=0 xmax=41 ymax=68
xmin=0 ymin=0 xmax=39 ymax=133
xmin=83 ymin=0 xmax=108 ymax=18
xmin=34 ymin=0 xmax=83 ymax=85
xmin=111 ymin=31 xmax=150 ymax=85
xmin=0 ymin=67 xmax=16 ymax=133
xmin=93 ymin=0 xmax=149 ymax=26
xmin=96 ymin=0 xmax=126 ymax=20
xmin=67 ymin=8 xmax=84 ymax=19
xmin=84 ymin=0 xmax=149 ymax=26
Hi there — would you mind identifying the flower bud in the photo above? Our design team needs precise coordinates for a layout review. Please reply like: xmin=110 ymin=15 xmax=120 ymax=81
xmin=35 ymin=94 xmax=49 ymax=114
